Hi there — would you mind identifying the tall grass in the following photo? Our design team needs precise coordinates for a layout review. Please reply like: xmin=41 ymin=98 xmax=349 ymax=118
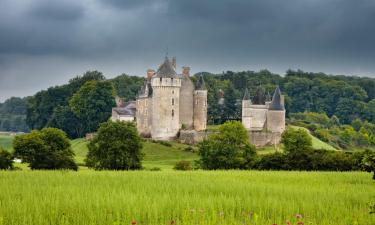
xmin=0 ymin=170 xmax=373 ymax=225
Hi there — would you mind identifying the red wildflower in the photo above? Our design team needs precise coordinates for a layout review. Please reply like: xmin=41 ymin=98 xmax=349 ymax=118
xmin=297 ymin=222 xmax=304 ymax=225
xmin=131 ymin=220 xmax=137 ymax=225
xmin=296 ymin=214 xmax=303 ymax=219
xmin=170 ymin=220 xmax=176 ymax=225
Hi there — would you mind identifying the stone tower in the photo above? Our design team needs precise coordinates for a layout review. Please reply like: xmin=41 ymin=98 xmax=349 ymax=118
xmin=151 ymin=57 xmax=182 ymax=140
xmin=267 ymin=86 xmax=286 ymax=133
xmin=179 ymin=66 xmax=195 ymax=129
xmin=241 ymin=88 xmax=252 ymax=130
xmin=193 ymin=76 xmax=207 ymax=131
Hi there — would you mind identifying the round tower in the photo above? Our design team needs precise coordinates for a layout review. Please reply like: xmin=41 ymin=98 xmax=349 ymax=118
xmin=193 ymin=76 xmax=207 ymax=131
xmin=242 ymin=88 xmax=252 ymax=130
xmin=151 ymin=57 xmax=181 ymax=140
xmin=267 ymin=86 xmax=286 ymax=133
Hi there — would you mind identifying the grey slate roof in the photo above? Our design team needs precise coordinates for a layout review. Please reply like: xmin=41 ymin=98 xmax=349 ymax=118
xmin=155 ymin=57 xmax=177 ymax=78
xmin=269 ymin=86 xmax=285 ymax=110
xmin=113 ymin=101 xmax=136 ymax=116
xmin=195 ymin=75 xmax=206 ymax=90
xmin=243 ymin=88 xmax=250 ymax=100
xmin=252 ymin=86 xmax=266 ymax=105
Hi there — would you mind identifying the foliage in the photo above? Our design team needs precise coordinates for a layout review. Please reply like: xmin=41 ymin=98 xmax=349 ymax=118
xmin=69 ymin=80 xmax=116 ymax=133
xmin=361 ymin=151 xmax=375 ymax=179
xmin=198 ymin=121 xmax=256 ymax=169
xmin=0 ymin=97 xmax=29 ymax=132
xmin=86 ymin=121 xmax=143 ymax=170
xmin=0 ymin=147 xmax=13 ymax=170
xmin=281 ymin=127 xmax=312 ymax=153
xmin=174 ymin=160 xmax=193 ymax=170
xmin=13 ymin=128 xmax=77 ymax=170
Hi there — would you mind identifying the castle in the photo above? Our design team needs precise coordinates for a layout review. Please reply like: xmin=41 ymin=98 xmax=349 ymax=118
xmin=135 ymin=57 xmax=207 ymax=140
xmin=242 ymin=86 xmax=286 ymax=146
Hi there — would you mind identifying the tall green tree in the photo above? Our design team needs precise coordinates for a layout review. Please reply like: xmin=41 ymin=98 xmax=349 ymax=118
xmin=281 ymin=127 xmax=312 ymax=153
xmin=198 ymin=121 xmax=256 ymax=169
xmin=69 ymin=80 xmax=116 ymax=133
xmin=13 ymin=128 xmax=77 ymax=170
xmin=86 ymin=121 xmax=143 ymax=170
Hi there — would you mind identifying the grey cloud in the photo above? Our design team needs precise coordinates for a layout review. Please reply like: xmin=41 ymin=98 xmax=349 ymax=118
xmin=1 ymin=0 xmax=375 ymax=101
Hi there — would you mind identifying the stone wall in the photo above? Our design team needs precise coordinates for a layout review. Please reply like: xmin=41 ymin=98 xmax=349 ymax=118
xmin=193 ymin=90 xmax=207 ymax=131
xmin=179 ymin=76 xmax=194 ymax=129
xmin=249 ymin=131 xmax=282 ymax=147
xmin=179 ymin=130 xmax=210 ymax=145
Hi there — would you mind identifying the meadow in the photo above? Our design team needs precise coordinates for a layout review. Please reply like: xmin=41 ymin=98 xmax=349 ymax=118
xmin=1 ymin=134 xmax=374 ymax=224
xmin=0 ymin=170 xmax=374 ymax=225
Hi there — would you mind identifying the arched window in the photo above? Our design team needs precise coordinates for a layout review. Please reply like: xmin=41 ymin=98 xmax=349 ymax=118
xmin=172 ymin=109 xmax=174 ymax=117
xmin=172 ymin=98 xmax=174 ymax=105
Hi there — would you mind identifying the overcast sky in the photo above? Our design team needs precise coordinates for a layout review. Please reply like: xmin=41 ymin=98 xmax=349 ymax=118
xmin=1 ymin=0 xmax=375 ymax=102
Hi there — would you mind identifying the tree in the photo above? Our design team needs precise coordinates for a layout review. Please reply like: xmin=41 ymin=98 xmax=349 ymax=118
xmin=198 ymin=121 xmax=256 ymax=169
xmin=69 ymin=80 xmax=116 ymax=133
xmin=86 ymin=121 xmax=143 ymax=170
xmin=13 ymin=128 xmax=77 ymax=170
xmin=281 ymin=127 xmax=312 ymax=153
xmin=47 ymin=106 xmax=86 ymax=138
xmin=362 ymin=151 xmax=375 ymax=180
xmin=0 ymin=147 xmax=13 ymax=170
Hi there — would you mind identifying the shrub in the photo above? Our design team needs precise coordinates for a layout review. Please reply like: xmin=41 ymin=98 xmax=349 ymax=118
xmin=362 ymin=151 xmax=375 ymax=179
xmin=198 ymin=121 xmax=256 ymax=170
xmin=0 ymin=147 xmax=13 ymax=170
xmin=254 ymin=153 xmax=286 ymax=170
xmin=281 ymin=127 xmax=312 ymax=153
xmin=149 ymin=167 xmax=161 ymax=171
xmin=86 ymin=121 xmax=143 ymax=170
xmin=174 ymin=160 xmax=192 ymax=170
xmin=13 ymin=128 xmax=77 ymax=170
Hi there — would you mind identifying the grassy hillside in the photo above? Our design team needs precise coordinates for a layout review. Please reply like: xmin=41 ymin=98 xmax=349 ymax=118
xmin=0 ymin=134 xmax=13 ymax=151
xmin=291 ymin=126 xmax=338 ymax=151
xmin=0 ymin=170 xmax=373 ymax=225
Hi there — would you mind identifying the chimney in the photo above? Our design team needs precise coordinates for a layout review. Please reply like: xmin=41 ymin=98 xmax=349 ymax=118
xmin=182 ymin=66 xmax=190 ymax=77
xmin=172 ymin=56 xmax=176 ymax=69
xmin=147 ymin=69 xmax=155 ymax=80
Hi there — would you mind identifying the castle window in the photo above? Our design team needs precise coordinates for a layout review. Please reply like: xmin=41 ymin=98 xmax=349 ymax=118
xmin=172 ymin=98 xmax=174 ymax=105
xmin=172 ymin=109 xmax=174 ymax=117
xmin=171 ymin=78 xmax=173 ymax=83
xmin=160 ymin=77 xmax=162 ymax=83
xmin=172 ymin=90 xmax=174 ymax=94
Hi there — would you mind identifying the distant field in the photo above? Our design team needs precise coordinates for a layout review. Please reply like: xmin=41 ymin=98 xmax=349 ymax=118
xmin=0 ymin=170 xmax=373 ymax=225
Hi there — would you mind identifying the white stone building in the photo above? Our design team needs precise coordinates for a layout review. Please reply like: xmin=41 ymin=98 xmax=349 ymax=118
xmin=242 ymin=86 xmax=286 ymax=146
xmin=136 ymin=57 xmax=207 ymax=140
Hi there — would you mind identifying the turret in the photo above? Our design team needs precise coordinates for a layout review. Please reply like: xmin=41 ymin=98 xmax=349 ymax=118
xmin=193 ymin=76 xmax=207 ymax=131
xmin=150 ymin=57 xmax=181 ymax=140
xmin=267 ymin=86 xmax=286 ymax=133
xmin=242 ymin=88 xmax=252 ymax=129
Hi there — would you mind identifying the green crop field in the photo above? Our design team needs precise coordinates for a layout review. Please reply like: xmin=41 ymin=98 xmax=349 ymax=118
xmin=0 ymin=171 xmax=373 ymax=225
xmin=0 ymin=134 xmax=14 ymax=151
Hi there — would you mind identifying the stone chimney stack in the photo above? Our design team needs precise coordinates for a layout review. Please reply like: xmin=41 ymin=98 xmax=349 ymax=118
xmin=147 ymin=69 xmax=155 ymax=80
xmin=172 ymin=56 xmax=176 ymax=69
xmin=182 ymin=66 xmax=190 ymax=77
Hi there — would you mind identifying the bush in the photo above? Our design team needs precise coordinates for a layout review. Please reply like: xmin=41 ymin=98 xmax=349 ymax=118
xmin=253 ymin=153 xmax=286 ymax=170
xmin=362 ymin=151 xmax=375 ymax=179
xmin=0 ymin=147 xmax=13 ymax=170
xmin=149 ymin=167 xmax=161 ymax=171
xmin=151 ymin=140 xmax=172 ymax=147
xmin=86 ymin=121 xmax=143 ymax=170
xmin=198 ymin=121 xmax=256 ymax=170
xmin=281 ymin=127 xmax=312 ymax=153
xmin=174 ymin=160 xmax=192 ymax=170
xmin=13 ymin=128 xmax=77 ymax=170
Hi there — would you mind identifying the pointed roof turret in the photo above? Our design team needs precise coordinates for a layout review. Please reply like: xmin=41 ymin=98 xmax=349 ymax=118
xmin=252 ymin=86 xmax=266 ymax=105
xmin=266 ymin=91 xmax=272 ymax=102
xmin=243 ymin=88 xmax=250 ymax=100
xmin=155 ymin=57 xmax=177 ymax=78
xmin=196 ymin=75 xmax=206 ymax=90
xmin=269 ymin=86 xmax=284 ymax=110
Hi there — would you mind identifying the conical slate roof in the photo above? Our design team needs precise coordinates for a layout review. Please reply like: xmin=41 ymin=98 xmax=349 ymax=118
xmin=243 ymin=88 xmax=250 ymax=100
xmin=252 ymin=86 xmax=266 ymax=105
xmin=156 ymin=57 xmax=177 ymax=78
xmin=269 ymin=86 xmax=284 ymax=110
xmin=196 ymin=75 xmax=206 ymax=90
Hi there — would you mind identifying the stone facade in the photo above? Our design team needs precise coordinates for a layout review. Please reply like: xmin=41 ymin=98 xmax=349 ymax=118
xmin=242 ymin=86 xmax=286 ymax=147
xmin=136 ymin=57 xmax=208 ymax=140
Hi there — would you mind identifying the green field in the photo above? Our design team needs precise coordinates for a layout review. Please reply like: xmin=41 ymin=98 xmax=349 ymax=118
xmin=0 ymin=171 xmax=373 ymax=225
xmin=0 ymin=134 xmax=13 ymax=151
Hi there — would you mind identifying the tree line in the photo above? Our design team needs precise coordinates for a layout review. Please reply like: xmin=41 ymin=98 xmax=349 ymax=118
xmin=2 ymin=69 xmax=375 ymax=137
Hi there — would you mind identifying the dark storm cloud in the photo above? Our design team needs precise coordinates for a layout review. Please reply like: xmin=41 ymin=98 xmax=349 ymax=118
xmin=1 ymin=0 xmax=375 ymax=101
